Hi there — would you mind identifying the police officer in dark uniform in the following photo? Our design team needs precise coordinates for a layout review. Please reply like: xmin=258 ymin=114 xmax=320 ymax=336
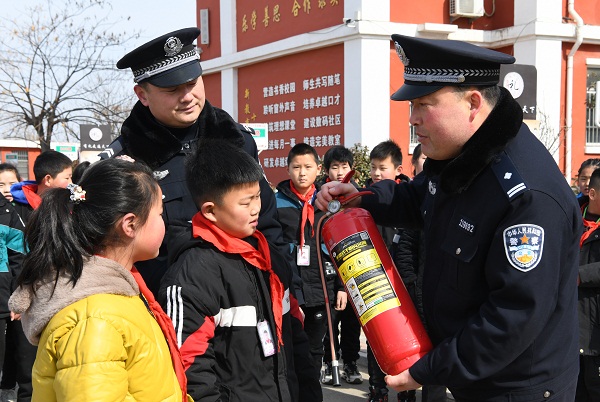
xmin=99 ymin=28 xmax=285 ymax=296
xmin=100 ymin=28 xmax=323 ymax=402
xmin=316 ymin=34 xmax=581 ymax=401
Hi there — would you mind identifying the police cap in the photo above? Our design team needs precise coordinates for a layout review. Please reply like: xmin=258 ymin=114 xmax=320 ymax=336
xmin=391 ymin=34 xmax=515 ymax=101
xmin=117 ymin=27 xmax=202 ymax=88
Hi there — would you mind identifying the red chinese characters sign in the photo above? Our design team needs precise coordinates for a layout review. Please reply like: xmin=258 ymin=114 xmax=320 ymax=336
xmin=238 ymin=44 xmax=344 ymax=185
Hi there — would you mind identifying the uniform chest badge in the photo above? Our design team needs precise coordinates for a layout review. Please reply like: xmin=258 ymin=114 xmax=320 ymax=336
xmin=428 ymin=181 xmax=436 ymax=195
xmin=153 ymin=169 xmax=169 ymax=181
xmin=503 ymin=224 xmax=544 ymax=272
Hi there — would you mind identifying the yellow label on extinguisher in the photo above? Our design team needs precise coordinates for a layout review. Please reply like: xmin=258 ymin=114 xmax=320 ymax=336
xmin=331 ymin=231 xmax=400 ymax=325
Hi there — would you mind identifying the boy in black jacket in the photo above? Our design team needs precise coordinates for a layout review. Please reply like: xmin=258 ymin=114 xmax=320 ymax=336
xmin=577 ymin=167 xmax=600 ymax=400
xmin=276 ymin=143 xmax=347 ymax=374
xmin=159 ymin=139 xmax=320 ymax=402
xmin=319 ymin=145 xmax=364 ymax=385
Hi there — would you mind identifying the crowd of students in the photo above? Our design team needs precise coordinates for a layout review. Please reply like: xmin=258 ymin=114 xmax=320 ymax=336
xmin=0 ymin=139 xmax=436 ymax=402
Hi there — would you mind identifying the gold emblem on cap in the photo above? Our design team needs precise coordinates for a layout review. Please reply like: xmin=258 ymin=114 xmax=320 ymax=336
xmin=164 ymin=36 xmax=184 ymax=57
xmin=394 ymin=41 xmax=409 ymax=66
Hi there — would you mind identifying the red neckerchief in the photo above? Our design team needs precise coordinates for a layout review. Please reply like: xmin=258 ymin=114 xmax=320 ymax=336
xmin=288 ymin=180 xmax=316 ymax=248
xmin=23 ymin=184 xmax=41 ymax=209
xmin=130 ymin=267 xmax=188 ymax=401
xmin=580 ymin=202 xmax=600 ymax=248
xmin=191 ymin=213 xmax=284 ymax=349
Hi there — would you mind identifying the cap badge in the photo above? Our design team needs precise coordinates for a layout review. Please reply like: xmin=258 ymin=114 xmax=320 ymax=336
xmin=164 ymin=36 xmax=184 ymax=57
xmin=394 ymin=41 xmax=409 ymax=66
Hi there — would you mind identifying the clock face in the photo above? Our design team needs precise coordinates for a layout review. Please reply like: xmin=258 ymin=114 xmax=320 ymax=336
xmin=89 ymin=127 xmax=103 ymax=142
xmin=503 ymin=72 xmax=524 ymax=99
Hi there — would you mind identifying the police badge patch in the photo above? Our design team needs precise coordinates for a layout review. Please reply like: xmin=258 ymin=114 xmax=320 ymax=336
xmin=503 ymin=224 xmax=544 ymax=272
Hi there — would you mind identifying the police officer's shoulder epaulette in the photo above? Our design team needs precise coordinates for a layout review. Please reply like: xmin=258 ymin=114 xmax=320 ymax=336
xmin=97 ymin=136 xmax=125 ymax=160
xmin=490 ymin=152 xmax=528 ymax=201
xmin=238 ymin=123 xmax=255 ymax=135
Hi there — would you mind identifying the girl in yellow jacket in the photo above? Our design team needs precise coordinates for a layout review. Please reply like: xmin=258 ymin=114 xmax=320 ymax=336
xmin=8 ymin=158 xmax=191 ymax=402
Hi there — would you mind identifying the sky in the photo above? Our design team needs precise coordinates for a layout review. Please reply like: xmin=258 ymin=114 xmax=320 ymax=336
xmin=3 ymin=0 xmax=198 ymax=52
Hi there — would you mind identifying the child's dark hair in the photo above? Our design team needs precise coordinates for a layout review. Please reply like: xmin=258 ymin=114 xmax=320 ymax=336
xmin=0 ymin=163 xmax=22 ymax=182
xmin=589 ymin=168 xmax=600 ymax=191
xmin=370 ymin=140 xmax=402 ymax=167
xmin=411 ymin=144 xmax=423 ymax=166
xmin=323 ymin=145 xmax=353 ymax=170
xmin=287 ymin=143 xmax=319 ymax=165
xmin=72 ymin=161 xmax=91 ymax=183
xmin=578 ymin=158 xmax=600 ymax=176
xmin=33 ymin=150 xmax=73 ymax=183
xmin=17 ymin=159 xmax=160 ymax=289
xmin=186 ymin=139 xmax=263 ymax=206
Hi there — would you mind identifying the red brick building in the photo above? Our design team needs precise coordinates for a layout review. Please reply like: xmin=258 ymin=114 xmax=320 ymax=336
xmin=194 ymin=0 xmax=600 ymax=185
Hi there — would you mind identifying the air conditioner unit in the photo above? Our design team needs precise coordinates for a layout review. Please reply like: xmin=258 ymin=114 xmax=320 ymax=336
xmin=450 ymin=0 xmax=484 ymax=19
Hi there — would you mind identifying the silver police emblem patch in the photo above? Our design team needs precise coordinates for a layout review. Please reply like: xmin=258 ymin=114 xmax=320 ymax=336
xmin=503 ymin=224 xmax=544 ymax=272
xmin=394 ymin=41 xmax=409 ymax=66
xmin=428 ymin=180 xmax=436 ymax=195
xmin=164 ymin=36 xmax=183 ymax=56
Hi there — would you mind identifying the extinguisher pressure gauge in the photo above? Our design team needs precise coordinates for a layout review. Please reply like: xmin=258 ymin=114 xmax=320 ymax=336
xmin=328 ymin=199 xmax=342 ymax=214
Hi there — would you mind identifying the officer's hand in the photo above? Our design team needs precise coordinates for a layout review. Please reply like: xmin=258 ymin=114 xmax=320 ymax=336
xmin=335 ymin=290 xmax=347 ymax=310
xmin=10 ymin=311 xmax=21 ymax=321
xmin=315 ymin=182 xmax=359 ymax=211
xmin=385 ymin=370 xmax=421 ymax=391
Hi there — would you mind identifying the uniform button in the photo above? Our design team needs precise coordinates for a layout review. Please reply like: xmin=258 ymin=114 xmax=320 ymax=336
xmin=581 ymin=349 xmax=585 ymax=354
xmin=183 ymin=143 xmax=190 ymax=149
xmin=543 ymin=391 xmax=551 ymax=398
xmin=456 ymin=248 xmax=461 ymax=255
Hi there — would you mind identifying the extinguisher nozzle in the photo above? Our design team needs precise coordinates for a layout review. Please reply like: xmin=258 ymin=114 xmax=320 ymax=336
xmin=331 ymin=360 xmax=341 ymax=387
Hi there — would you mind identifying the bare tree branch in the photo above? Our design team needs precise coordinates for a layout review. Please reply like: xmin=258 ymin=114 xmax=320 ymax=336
xmin=0 ymin=0 xmax=138 ymax=151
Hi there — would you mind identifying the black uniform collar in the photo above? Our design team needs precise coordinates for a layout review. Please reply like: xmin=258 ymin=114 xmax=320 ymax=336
xmin=423 ymin=86 xmax=523 ymax=194
xmin=120 ymin=100 xmax=245 ymax=169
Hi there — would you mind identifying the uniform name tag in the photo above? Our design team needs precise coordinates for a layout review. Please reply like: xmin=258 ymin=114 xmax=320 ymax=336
xmin=257 ymin=320 xmax=276 ymax=357
xmin=297 ymin=245 xmax=310 ymax=266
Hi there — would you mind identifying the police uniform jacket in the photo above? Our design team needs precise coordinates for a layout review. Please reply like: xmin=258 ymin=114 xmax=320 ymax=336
xmin=158 ymin=230 xmax=294 ymax=402
xmin=361 ymin=87 xmax=581 ymax=401
xmin=100 ymin=100 xmax=285 ymax=295
xmin=578 ymin=212 xmax=600 ymax=357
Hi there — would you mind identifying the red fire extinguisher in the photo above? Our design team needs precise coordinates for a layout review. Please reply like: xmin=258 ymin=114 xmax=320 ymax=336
xmin=318 ymin=172 xmax=432 ymax=377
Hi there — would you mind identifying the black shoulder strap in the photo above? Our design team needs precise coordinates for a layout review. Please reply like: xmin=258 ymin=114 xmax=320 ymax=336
xmin=490 ymin=152 xmax=528 ymax=200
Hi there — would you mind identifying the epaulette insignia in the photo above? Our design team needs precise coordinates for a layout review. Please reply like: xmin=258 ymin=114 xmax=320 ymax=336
xmin=491 ymin=152 xmax=527 ymax=200
xmin=239 ymin=123 xmax=254 ymax=134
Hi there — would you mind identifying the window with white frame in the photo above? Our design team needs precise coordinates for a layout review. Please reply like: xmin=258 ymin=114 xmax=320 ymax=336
xmin=587 ymin=67 xmax=600 ymax=144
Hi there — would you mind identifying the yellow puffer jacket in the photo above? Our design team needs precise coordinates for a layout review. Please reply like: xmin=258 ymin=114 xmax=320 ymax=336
xmin=9 ymin=256 xmax=185 ymax=402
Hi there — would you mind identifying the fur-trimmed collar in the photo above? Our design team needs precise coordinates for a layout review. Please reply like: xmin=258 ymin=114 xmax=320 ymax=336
xmin=423 ymin=86 xmax=523 ymax=194
xmin=8 ymin=256 xmax=139 ymax=345
xmin=121 ymin=100 xmax=245 ymax=169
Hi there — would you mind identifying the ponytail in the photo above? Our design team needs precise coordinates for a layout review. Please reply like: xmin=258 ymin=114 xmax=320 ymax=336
xmin=18 ymin=187 xmax=86 ymax=289
xmin=17 ymin=158 xmax=158 ymax=290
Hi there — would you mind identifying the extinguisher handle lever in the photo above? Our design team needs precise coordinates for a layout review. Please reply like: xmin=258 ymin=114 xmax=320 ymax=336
xmin=340 ymin=169 xmax=356 ymax=184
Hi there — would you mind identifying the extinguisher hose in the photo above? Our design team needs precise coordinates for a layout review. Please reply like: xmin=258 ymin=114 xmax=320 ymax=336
xmin=315 ymin=211 xmax=341 ymax=386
